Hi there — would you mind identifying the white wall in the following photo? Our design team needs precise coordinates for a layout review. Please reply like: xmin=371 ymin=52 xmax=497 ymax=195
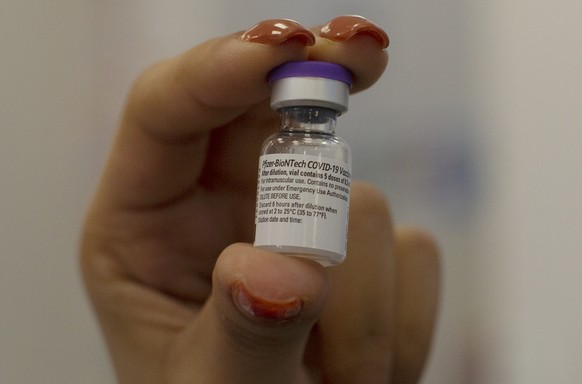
xmin=471 ymin=0 xmax=582 ymax=382
xmin=0 ymin=2 xmax=109 ymax=383
xmin=1 ymin=1 xmax=581 ymax=383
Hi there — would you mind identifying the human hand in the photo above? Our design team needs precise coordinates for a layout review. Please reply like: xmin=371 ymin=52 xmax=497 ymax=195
xmin=81 ymin=16 xmax=440 ymax=384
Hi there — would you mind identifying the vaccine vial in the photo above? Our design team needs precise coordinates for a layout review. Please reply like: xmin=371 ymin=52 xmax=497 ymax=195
xmin=254 ymin=61 xmax=353 ymax=266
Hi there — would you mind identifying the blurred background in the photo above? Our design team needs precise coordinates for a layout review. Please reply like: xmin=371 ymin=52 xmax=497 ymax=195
xmin=1 ymin=0 xmax=581 ymax=383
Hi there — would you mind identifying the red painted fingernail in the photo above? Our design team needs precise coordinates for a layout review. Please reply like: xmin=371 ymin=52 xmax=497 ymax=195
xmin=232 ymin=282 xmax=303 ymax=321
xmin=320 ymin=15 xmax=390 ymax=49
xmin=241 ymin=19 xmax=316 ymax=46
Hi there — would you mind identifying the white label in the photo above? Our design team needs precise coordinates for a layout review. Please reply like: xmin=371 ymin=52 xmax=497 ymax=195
xmin=254 ymin=154 xmax=351 ymax=257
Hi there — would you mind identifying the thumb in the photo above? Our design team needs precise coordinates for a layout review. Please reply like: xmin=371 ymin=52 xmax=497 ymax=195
xmin=166 ymin=244 xmax=330 ymax=384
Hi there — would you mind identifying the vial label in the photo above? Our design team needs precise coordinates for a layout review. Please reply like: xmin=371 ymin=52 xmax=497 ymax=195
xmin=254 ymin=154 xmax=351 ymax=258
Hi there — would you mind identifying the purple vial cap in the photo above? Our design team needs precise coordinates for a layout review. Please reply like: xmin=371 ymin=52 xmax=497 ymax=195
xmin=269 ymin=61 xmax=352 ymax=86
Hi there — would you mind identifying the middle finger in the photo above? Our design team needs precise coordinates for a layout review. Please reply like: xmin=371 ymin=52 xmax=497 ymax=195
xmin=316 ymin=182 xmax=395 ymax=383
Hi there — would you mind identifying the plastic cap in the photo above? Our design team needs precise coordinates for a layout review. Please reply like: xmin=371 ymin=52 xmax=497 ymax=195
xmin=269 ymin=61 xmax=352 ymax=113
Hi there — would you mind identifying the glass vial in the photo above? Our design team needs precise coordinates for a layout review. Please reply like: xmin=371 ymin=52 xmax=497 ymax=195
xmin=254 ymin=61 xmax=352 ymax=266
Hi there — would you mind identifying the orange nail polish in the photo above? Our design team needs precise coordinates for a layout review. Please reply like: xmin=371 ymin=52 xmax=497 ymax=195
xmin=232 ymin=282 xmax=303 ymax=321
xmin=320 ymin=15 xmax=390 ymax=49
xmin=241 ymin=19 xmax=316 ymax=46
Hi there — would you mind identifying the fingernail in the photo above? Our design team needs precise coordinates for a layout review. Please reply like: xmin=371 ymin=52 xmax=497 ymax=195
xmin=232 ymin=282 xmax=303 ymax=321
xmin=241 ymin=19 xmax=316 ymax=46
xmin=320 ymin=15 xmax=390 ymax=49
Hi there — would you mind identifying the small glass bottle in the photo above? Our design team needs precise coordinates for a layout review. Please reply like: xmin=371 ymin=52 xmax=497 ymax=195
xmin=254 ymin=61 xmax=353 ymax=266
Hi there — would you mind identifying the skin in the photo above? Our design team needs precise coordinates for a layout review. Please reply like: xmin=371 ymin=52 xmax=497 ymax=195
xmin=81 ymin=17 xmax=440 ymax=384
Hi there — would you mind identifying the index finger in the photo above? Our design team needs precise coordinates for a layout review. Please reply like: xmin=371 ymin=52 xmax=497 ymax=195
xmin=95 ymin=18 xmax=388 ymax=210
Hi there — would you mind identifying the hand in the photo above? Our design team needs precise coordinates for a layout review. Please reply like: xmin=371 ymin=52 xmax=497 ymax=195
xmin=81 ymin=16 xmax=440 ymax=384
